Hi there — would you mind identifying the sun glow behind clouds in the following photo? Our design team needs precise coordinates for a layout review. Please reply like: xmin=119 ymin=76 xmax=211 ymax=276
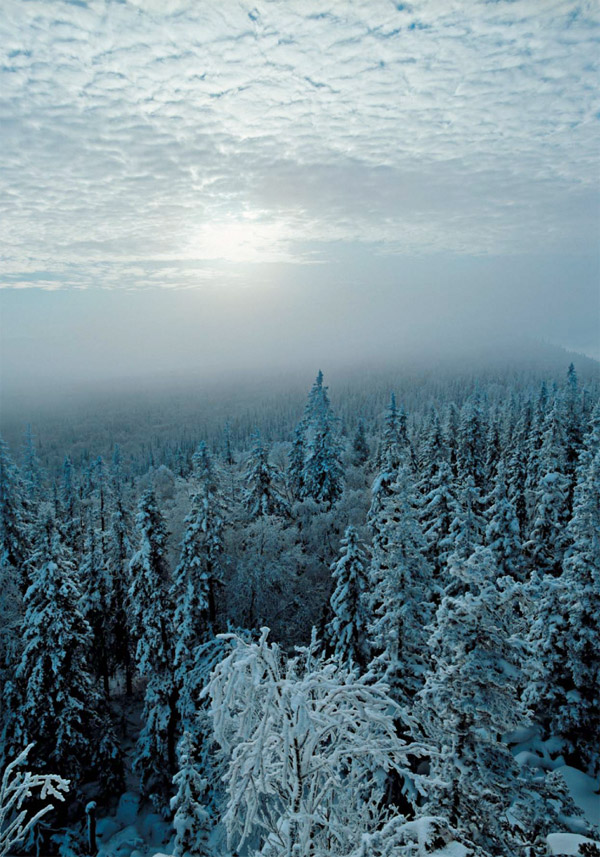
xmin=191 ymin=215 xmax=298 ymax=264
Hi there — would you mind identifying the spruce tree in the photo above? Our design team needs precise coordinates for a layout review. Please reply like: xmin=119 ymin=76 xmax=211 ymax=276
xmin=420 ymin=460 xmax=459 ymax=578
xmin=524 ymin=399 xmax=570 ymax=576
xmin=301 ymin=371 xmax=345 ymax=506
xmin=107 ymin=445 xmax=134 ymax=694
xmin=417 ymin=547 xmax=560 ymax=855
xmin=129 ymin=489 xmax=177 ymax=800
xmin=352 ymin=419 xmax=369 ymax=467
xmin=4 ymin=513 xmax=121 ymax=790
xmin=80 ymin=509 xmax=112 ymax=696
xmin=243 ymin=432 xmax=289 ymax=519
xmin=0 ymin=437 xmax=29 ymax=588
xmin=380 ymin=392 xmax=408 ymax=472
xmin=445 ymin=476 xmax=485 ymax=596
xmin=325 ymin=526 xmax=369 ymax=670
xmin=20 ymin=424 xmax=43 ymax=505
xmin=60 ymin=456 xmax=79 ymax=552
xmin=367 ymin=461 xmax=434 ymax=701
xmin=525 ymin=445 xmax=600 ymax=774
xmin=457 ymin=394 xmax=486 ymax=490
xmin=484 ymin=463 xmax=523 ymax=580
xmin=170 ymin=732 xmax=210 ymax=857
xmin=189 ymin=442 xmax=224 ymax=629
xmin=287 ymin=421 xmax=306 ymax=500
xmin=416 ymin=406 xmax=448 ymax=498
xmin=170 ymin=474 xmax=221 ymax=722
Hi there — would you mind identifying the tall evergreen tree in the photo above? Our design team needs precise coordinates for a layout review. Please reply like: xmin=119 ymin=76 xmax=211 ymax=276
xmin=525 ymin=445 xmax=600 ymax=774
xmin=287 ymin=421 xmax=306 ymax=501
xmin=129 ymin=489 xmax=177 ymax=800
xmin=3 ymin=514 xmax=121 ymax=790
xmin=352 ymin=419 xmax=369 ymax=467
xmin=380 ymin=392 xmax=408 ymax=472
xmin=563 ymin=362 xmax=583 ymax=483
xmin=456 ymin=394 xmax=486 ymax=490
xmin=80 ymin=509 xmax=112 ymax=696
xmin=189 ymin=443 xmax=224 ymax=630
xmin=524 ymin=381 xmax=549 ymax=528
xmin=484 ymin=463 xmax=523 ymax=580
xmin=301 ymin=371 xmax=345 ymax=506
xmin=420 ymin=460 xmax=459 ymax=578
xmin=170 ymin=732 xmax=210 ymax=857
xmin=367 ymin=462 xmax=434 ymax=701
xmin=418 ymin=547 xmax=564 ymax=855
xmin=0 ymin=437 xmax=29 ymax=588
xmin=325 ymin=526 xmax=370 ymax=671
xmin=524 ymin=399 xmax=570 ymax=576
xmin=20 ymin=424 xmax=43 ymax=504
xmin=243 ymin=432 xmax=289 ymax=519
xmin=107 ymin=445 xmax=134 ymax=694
xmin=416 ymin=406 xmax=448 ymax=498
xmin=60 ymin=456 xmax=79 ymax=552
xmin=505 ymin=403 xmax=532 ymax=538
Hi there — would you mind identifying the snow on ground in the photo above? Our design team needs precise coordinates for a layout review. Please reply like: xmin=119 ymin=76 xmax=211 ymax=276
xmin=431 ymin=844 xmax=469 ymax=857
xmin=547 ymin=832 xmax=600 ymax=855
xmin=96 ymin=793 xmax=173 ymax=857
xmin=555 ymin=764 xmax=600 ymax=828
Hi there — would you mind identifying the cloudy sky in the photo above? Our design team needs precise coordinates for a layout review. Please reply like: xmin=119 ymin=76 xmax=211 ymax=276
xmin=1 ymin=0 xmax=598 ymax=389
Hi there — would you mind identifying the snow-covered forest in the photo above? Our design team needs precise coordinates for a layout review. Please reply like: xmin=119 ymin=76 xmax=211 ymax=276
xmin=0 ymin=356 xmax=599 ymax=857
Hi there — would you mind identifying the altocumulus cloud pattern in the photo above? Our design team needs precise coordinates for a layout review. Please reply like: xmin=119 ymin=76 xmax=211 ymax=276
xmin=0 ymin=0 xmax=598 ymax=290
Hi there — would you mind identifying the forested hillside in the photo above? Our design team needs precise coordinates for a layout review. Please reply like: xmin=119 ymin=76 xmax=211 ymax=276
xmin=1 ymin=358 xmax=599 ymax=857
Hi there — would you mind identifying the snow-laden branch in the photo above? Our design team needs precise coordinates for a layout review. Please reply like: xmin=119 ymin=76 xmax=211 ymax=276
xmin=0 ymin=744 xmax=69 ymax=857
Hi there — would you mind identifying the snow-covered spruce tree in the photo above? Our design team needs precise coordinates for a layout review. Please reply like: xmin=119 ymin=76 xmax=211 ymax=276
xmin=170 ymin=480 xmax=219 ymax=725
xmin=301 ymin=371 xmax=345 ymax=506
xmin=352 ymin=419 xmax=370 ymax=467
xmin=563 ymin=362 xmax=583 ymax=481
xmin=367 ymin=461 xmax=434 ymax=701
xmin=170 ymin=732 xmax=210 ymax=857
xmin=59 ymin=456 xmax=79 ymax=552
xmin=204 ymin=628 xmax=419 ymax=857
xmin=325 ymin=525 xmax=370 ymax=671
xmin=303 ymin=416 xmax=345 ymax=507
xmin=445 ymin=476 xmax=486 ymax=594
xmin=524 ymin=398 xmax=571 ymax=576
xmin=380 ymin=392 xmax=409 ymax=473
xmin=222 ymin=421 xmax=235 ymax=467
xmin=416 ymin=406 xmax=448 ymax=499
xmin=0 ymin=438 xmax=29 ymax=712
xmin=505 ymin=403 xmax=532 ymax=538
xmin=417 ymin=546 xmax=566 ymax=855
xmin=20 ymin=424 xmax=43 ymax=506
xmin=456 ymin=394 xmax=486 ymax=490
xmin=524 ymin=444 xmax=600 ymax=774
xmin=189 ymin=442 xmax=225 ymax=629
xmin=0 ymin=744 xmax=69 ymax=857
xmin=287 ymin=421 xmax=306 ymax=501
xmin=129 ymin=489 xmax=177 ymax=801
xmin=484 ymin=462 xmax=523 ymax=580
xmin=444 ymin=401 xmax=461 ymax=479
xmin=243 ymin=432 xmax=289 ymax=519
xmin=523 ymin=381 xmax=549 ymax=530
xmin=483 ymin=411 xmax=503 ymax=486
xmin=80 ymin=509 xmax=112 ymax=696
xmin=0 ymin=436 xmax=30 ymax=590
xmin=107 ymin=445 xmax=134 ymax=694
xmin=177 ymin=635 xmax=242 ymax=821
xmin=419 ymin=460 xmax=459 ymax=578
xmin=4 ymin=513 xmax=121 ymax=789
